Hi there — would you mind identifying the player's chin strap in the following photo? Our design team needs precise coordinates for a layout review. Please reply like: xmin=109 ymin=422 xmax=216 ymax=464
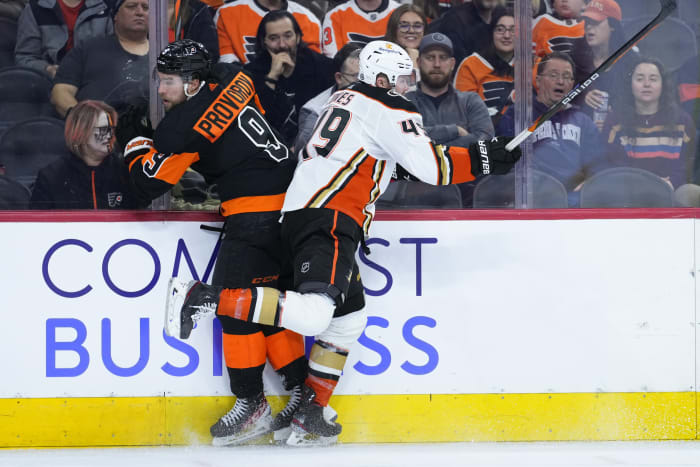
xmin=184 ymin=81 xmax=206 ymax=99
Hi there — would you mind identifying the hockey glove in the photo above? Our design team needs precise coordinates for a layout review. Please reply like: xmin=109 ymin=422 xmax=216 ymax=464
xmin=116 ymin=103 xmax=153 ymax=152
xmin=469 ymin=137 xmax=522 ymax=176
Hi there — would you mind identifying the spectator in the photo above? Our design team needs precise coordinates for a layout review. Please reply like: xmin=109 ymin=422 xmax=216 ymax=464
xmin=406 ymin=33 xmax=494 ymax=206
xmin=168 ymin=0 xmax=219 ymax=62
xmin=427 ymin=0 xmax=505 ymax=67
xmin=384 ymin=4 xmax=427 ymax=82
xmin=602 ymin=57 xmax=696 ymax=188
xmin=532 ymin=0 xmax=586 ymax=58
xmin=295 ymin=42 xmax=362 ymax=151
xmin=497 ymin=52 xmax=607 ymax=206
xmin=454 ymin=8 xmax=514 ymax=122
xmin=571 ymin=0 xmax=632 ymax=129
xmin=245 ymin=10 xmax=335 ymax=147
xmin=215 ymin=0 xmax=320 ymax=64
xmin=321 ymin=0 xmax=399 ymax=58
xmin=30 ymin=100 xmax=141 ymax=209
xmin=14 ymin=0 xmax=112 ymax=79
xmin=50 ymin=0 xmax=149 ymax=117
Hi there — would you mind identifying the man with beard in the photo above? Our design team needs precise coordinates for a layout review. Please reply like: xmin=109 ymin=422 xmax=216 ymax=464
xmin=245 ymin=10 xmax=335 ymax=148
xmin=497 ymin=51 xmax=607 ymax=207
xmin=117 ymin=39 xmax=311 ymax=446
xmin=427 ymin=0 xmax=505 ymax=67
xmin=406 ymin=33 xmax=493 ymax=207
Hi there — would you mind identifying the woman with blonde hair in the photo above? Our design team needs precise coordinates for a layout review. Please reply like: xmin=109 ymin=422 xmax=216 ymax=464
xmin=31 ymin=100 xmax=143 ymax=209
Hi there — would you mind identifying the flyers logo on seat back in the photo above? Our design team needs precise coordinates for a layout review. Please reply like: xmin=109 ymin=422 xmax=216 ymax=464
xmin=194 ymin=72 xmax=255 ymax=143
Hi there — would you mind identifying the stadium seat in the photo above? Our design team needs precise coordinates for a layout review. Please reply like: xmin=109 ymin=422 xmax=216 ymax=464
xmin=623 ymin=16 xmax=697 ymax=73
xmin=579 ymin=167 xmax=674 ymax=208
xmin=0 ymin=17 xmax=17 ymax=69
xmin=376 ymin=180 xmax=463 ymax=209
xmin=0 ymin=67 xmax=54 ymax=124
xmin=472 ymin=169 xmax=568 ymax=209
xmin=0 ymin=117 xmax=69 ymax=190
xmin=0 ymin=173 xmax=30 ymax=209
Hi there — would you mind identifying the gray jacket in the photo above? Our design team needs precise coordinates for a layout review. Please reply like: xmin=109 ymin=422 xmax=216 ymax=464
xmin=406 ymin=84 xmax=494 ymax=148
xmin=15 ymin=0 xmax=112 ymax=75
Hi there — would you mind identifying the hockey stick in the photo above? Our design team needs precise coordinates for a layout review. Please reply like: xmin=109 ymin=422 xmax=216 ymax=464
xmin=505 ymin=0 xmax=678 ymax=152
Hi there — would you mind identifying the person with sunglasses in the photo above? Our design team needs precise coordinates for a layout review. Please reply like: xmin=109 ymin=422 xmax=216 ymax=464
xmin=31 ymin=100 xmax=142 ymax=209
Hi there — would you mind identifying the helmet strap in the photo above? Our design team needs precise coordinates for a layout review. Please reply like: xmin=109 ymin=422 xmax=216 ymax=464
xmin=184 ymin=80 xmax=206 ymax=99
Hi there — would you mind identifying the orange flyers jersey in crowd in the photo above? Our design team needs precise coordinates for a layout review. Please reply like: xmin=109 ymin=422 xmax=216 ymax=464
xmin=454 ymin=53 xmax=514 ymax=117
xmin=532 ymin=14 xmax=583 ymax=57
xmin=282 ymin=81 xmax=474 ymax=234
xmin=321 ymin=0 xmax=399 ymax=57
xmin=215 ymin=0 xmax=321 ymax=64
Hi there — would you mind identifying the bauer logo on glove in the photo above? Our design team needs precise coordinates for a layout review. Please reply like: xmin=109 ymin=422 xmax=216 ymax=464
xmin=470 ymin=136 xmax=522 ymax=176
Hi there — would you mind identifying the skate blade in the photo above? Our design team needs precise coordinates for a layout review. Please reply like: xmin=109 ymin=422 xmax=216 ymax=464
xmin=285 ymin=429 xmax=338 ymax=447
xmin=164 ymin=277 xmax=186 ymax=338
xmin=273 ymin=426 xmax=291 ymax=443
xmin=212 ymin=421 xmax=272 ymax=447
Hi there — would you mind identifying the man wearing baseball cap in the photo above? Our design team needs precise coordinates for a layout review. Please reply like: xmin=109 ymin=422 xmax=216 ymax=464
xmin=406 ymin=32 xmax=494 ymax=206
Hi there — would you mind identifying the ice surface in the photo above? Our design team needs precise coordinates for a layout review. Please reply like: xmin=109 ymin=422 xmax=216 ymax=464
xmin=1 ymin=441 xmax=700 ymax=467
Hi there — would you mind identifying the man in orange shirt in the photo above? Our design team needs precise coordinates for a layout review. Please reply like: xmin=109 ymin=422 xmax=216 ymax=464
xmin=215 ymin=0 xmax=320 ymax=64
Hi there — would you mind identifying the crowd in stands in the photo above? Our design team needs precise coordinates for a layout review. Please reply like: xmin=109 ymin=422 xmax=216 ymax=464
xmin=2 ymin=0 xmax=700 ymax=209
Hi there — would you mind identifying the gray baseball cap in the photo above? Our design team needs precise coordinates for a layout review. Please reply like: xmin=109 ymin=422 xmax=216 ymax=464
xmin=418 ymin=33 xmax=454 ymax=56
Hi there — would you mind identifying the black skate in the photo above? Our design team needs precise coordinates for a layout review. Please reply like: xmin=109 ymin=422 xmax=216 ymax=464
xmin=286 ymin=385 xmax=342 ymax=446
xmin=210 ymin=392 xmax=272 ymax=446
xmin=164 ymin=278 xmax=220 ymax=339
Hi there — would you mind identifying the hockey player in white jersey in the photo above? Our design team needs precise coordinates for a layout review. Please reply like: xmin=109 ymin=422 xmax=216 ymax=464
xmin=164 ymin=40 xmax=521 ymax=445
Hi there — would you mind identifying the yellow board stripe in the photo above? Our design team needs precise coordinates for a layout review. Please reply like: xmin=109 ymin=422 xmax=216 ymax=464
xmin=0 ymin=392 xmax=697 ymax=446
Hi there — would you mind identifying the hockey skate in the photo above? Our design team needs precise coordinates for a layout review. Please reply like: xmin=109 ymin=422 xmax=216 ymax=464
xmin=164 ymin=277 xmax=219 ymax=339
xmin=210 ymin=392 xmax=272 ymax=446
xmin=271 ymin=385 xmax=339 ymax=442
xmin=286 ymin=385 xmax=342 ymax=446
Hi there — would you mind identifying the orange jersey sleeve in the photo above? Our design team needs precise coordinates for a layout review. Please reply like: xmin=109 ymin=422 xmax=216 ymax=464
xmin=321 ymin=0 xmax=399 ymax=57
xmin=532 ymin=14 xmax=584 ymax=57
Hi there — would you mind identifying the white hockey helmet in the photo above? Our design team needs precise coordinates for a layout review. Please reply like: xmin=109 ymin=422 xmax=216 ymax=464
xmin=358 ymin=41 xmax=414 ymax=91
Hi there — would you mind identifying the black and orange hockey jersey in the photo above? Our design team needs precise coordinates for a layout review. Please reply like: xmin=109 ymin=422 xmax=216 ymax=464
xmin=532 ymin=14 xmax=584 ymax=57
xmin=215 ymin=0 xmax=321 ymax=64
xmin=283 ymin=82 xmax=476 ymax=233
xmin=454 ymin=52 xmax=514 ymax=117
xmin=320 ymin=0 xmax=399 ymax=57
xmin=124 ymin=63 xmax=295 ymax=216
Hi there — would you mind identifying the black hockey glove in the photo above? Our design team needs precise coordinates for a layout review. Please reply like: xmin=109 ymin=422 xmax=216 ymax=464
xmin=468 ymin=137 xmax=522 ymax=176
xmin=116 ymin=103 xmax=154 ymax=152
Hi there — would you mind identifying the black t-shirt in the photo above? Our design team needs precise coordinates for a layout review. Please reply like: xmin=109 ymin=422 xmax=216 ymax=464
xmin=54 ymin=35 xmax=149 ymax=114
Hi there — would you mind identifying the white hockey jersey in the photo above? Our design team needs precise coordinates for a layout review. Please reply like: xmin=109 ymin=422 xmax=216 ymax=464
xmin=282 ymin=82 xmax=476 ymax=233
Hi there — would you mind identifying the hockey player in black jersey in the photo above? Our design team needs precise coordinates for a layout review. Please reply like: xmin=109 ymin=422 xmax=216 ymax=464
xmin=117 ymin=39 xmax=313 ymax=446
xmin=164 ymin=40 xmax=522 ymax=446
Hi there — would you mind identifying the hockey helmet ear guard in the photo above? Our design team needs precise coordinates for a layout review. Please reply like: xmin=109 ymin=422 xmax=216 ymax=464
xmin=358 ymin=41 xmax=413 ymax=89
xmin=157 ymin=39 xmax=211 ymax=82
